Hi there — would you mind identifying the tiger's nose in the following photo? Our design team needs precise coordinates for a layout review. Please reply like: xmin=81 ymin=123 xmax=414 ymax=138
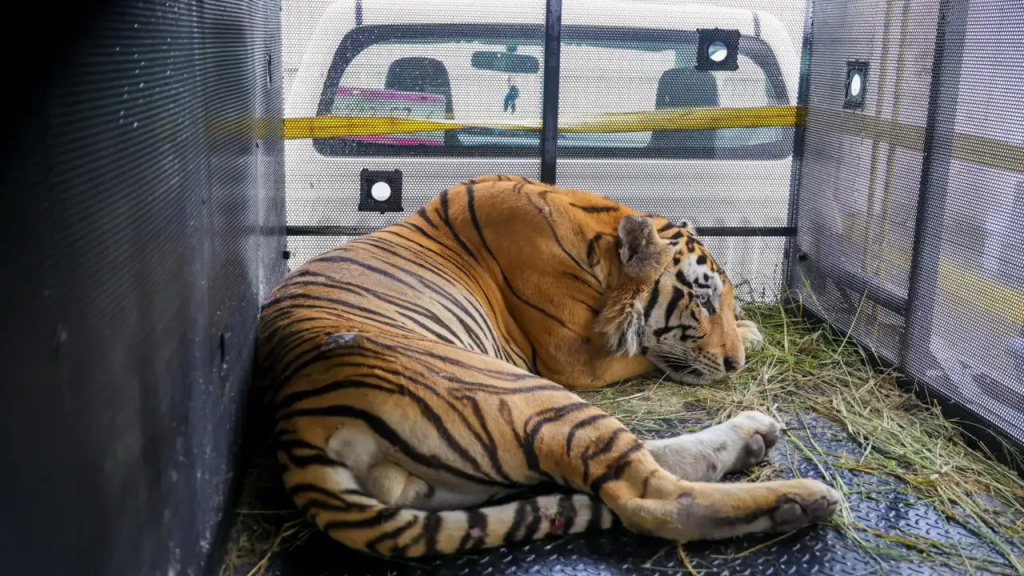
xmin=723 ymin=356 xmax=744 ymax=373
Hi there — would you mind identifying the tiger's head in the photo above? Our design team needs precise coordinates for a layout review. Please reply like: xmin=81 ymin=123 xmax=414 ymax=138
xmin=596 ymin=215 xmax=747 ymax=385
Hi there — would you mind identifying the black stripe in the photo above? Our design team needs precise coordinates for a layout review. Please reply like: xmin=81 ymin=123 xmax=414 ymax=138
xmin=278 ymin=441 xmax=343 ymax=469
xmin=439 ymin=189 xmax=481 ymax=264
xmin=323 ymin=508 xmax=402 ymax=531
xmin=527 ymin=193 xmax=603 ymax=288
xmin=457 ymin=510 xmax=489 ymax=552
xmin=522 ymin=403 xmax=596 ymax=478
xmin=358 ymin=236 xmax=500 ymax=350
xmin=522 ymin=498 xmax=543 ymax=541
xmin=465 ymin=184 xmax=582 ymax=336
xmin=504 ymin=500 xmax=531 ymax=544
xmin=643 ymin=277 xmax=662 ymax=322
xmin=464 ymin=397 xmax=515 ymax=484
xmin=279 ymin=405 xmax=517 ymax=488
xmin=366 ymin=237 xmax=499 ymax=339
xmin=365 ymin=516 xmax=420 ymax=556
xmin=313 ymin=255 xmax=418 ymax=290
xmin=350 ymin=364 xmax=513 ymax=483
xmin=382 ymin=339 xmax=543 ymax=385
xmin=416 ymin=206 xmax=438 ymax=229
xmin=281 ymin=370 xmax=498 ymax=482
xmin=581 ymin=428 xmax=627 ymax=485
xmin=290 ymin=275 xmax=470 ymax=348
xmin=586 ymin=502 xmax=604 ymax=531
xmin=652 ymin=323 xmax=699 ymax=340
xmin=554 ymin=494 xmax=577 ymax=534
xmin=422 ymin=512 xmax=442 ymax=556
xmin=663 ymin=286 xmax=687 ymax=324
xmin=589 ymin=442 xmax=644 ymax=495
xmin=298 ymin=497 xmax=373 ymax=515
xmin=640 ymin=470 xmax=657 ymax=498
xmin=389 ymin=224 xmax=526 ymax=365
xmin=570 ymin=202 xmax=619 ymax=214
xmin=292 ymin=281 xmax=456 ymax=337
xmin=279 ymin=345 xmax=387 ymax=391
xmin=586 ymin=234 xmax=603 ymax=267
xmin=570 ymin=296 xmax=601 ymax=316
xmin=276 ymin=378 xmax=396 ymax=414
xmin=392 ymin=309 xmax=461 ymax=347
xmin=288 ymin=482 xmax=371 ymax=503
xmin=564 ymin=271 xmax=603 ymax=297
xmin=565 ymin=413 xmax=614 ymax=457
xmin=265 ymin=292 xmax=409 ymax=334
xmin=674 ymin=270 xmax=693 ymax=289
xmin=396 ymin=221 xmax=531 ymax=367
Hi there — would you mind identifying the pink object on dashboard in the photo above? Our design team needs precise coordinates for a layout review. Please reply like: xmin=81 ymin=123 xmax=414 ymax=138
xmin=335 ymin=86 xmax=446 ymax=104
xmin=332 ymin=87 xmax=447 ymax=146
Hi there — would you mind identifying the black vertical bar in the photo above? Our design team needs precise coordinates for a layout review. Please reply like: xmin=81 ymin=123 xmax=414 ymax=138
xmin=900 ymin=0 xmax=967 ymax=368
xmin=782 ymin=0 xmax=816 ymax=294
xmin=540 ymin=0 xmax=562 ymax=184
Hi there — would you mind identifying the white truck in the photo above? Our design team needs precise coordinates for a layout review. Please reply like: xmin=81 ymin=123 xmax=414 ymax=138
xmin=284 ymin=0 xmax=801 ymax=299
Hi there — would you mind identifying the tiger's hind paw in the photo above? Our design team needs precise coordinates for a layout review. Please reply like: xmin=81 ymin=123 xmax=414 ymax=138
xmin=672 ymin=478 xmax=841 ymax=541
xmin=722 ymin=410 xmax=781 ymax=474
xmin=770 ymin=485 xmax=841 ymax=532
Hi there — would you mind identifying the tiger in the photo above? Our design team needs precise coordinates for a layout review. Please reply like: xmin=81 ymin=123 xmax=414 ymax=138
xmin=257 ymin=175 xmax=840 ymax=558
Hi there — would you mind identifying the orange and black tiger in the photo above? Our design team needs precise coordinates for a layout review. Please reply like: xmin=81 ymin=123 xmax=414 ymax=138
xmin=256 ymin=175 xmax=839 ymax=557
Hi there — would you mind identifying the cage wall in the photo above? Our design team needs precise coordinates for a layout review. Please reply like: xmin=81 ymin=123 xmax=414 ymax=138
xmin=791 ymin=0 xmax=1024 ymax=445
xmin=281 ymin=0 xmax=808 ymax=302
xmin=0 ymin=0 xmax=286 ymax=574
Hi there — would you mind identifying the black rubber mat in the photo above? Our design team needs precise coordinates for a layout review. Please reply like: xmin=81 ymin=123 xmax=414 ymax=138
xmin=235 ymin=412 xmax=1019 ymax=576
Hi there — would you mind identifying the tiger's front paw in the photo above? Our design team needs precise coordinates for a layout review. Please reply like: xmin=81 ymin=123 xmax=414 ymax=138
xmin=737 ymin=320 xmax=764 ymax=351
xmin=722 ymin=410 xmax=781 ymax=474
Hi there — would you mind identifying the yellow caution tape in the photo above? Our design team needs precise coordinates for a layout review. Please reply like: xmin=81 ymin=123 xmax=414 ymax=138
xmin=938 ymin=261 xmax=1024 ymax=328
xmin=278 ymin=105 xmax=1021 ymax=174
xmin=282 ymin=105 xmax=805 ymax=140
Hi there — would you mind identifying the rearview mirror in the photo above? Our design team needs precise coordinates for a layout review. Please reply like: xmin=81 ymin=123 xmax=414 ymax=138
xmin=471 ymin=51 xmax=540 ymax=74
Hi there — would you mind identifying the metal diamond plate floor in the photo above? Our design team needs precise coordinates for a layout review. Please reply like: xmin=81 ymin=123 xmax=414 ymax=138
xmin=230 ymin=412 xmax=1020 ymax=576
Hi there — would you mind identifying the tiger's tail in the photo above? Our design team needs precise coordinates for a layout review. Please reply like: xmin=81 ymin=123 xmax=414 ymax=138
xmin=283 ymin=459 xmax=618 ymax=558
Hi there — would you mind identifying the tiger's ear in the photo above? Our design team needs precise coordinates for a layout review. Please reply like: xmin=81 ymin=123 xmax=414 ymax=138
xmin=618 ymin=215 xmax=670 ymax=277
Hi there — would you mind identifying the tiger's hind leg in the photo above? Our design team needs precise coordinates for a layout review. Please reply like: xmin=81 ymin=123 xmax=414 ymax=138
xmin=368 ymin=336 xmax=839 ymax=543
xmin=644 ymin=411 xmax=781 ymax=482
xmin=279 ymin=333 xmax=838 ymax=550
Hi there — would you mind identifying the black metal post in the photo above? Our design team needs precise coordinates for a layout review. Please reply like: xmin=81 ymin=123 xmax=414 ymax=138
xmin=782 ymin=0 xmax=816 ymax=294
xmin=900 ymin=0 xmax=967 ymax=368
xmin=539 ymin=0 xmax=562 ymax=184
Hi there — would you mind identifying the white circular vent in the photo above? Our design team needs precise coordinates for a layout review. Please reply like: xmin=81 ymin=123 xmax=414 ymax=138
xmin=850 ymin=72 xmax=863 ymax=97
xmin=708 ymin=41 xmax=728 ymax=63
xmin=370 ymin=181 xmax=392 ymax=202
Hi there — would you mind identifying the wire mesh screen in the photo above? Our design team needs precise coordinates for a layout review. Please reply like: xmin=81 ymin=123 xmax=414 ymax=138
xmin=790 ymin=0 xmax=940 ymax=363
xmin=902 ymin=0 xmax=1024 ymax=443
xmin=0 ymin=0 xmax=285 ymax=572
xmin=282 ymin=0 xmax=546 ymax=251
xmin=555 ymin=0 xmax=804 ymax=301
xmin=792 ymin=0 xmax=1024 ymax=444
xmin=281 ymin=0 xmax=806 ymax=299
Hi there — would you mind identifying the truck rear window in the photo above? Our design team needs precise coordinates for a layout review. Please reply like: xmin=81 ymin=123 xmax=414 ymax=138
xmin=314 ymin=24 xmax=793 ymax=160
